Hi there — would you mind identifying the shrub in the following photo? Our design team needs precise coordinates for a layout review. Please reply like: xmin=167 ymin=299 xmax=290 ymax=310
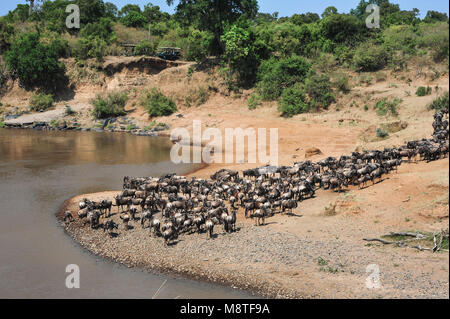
xmin=257 ymin=55 xmax=311 ymax=100
xmin=120 ymin=11 xmax=147 ymax=28
xmin=91 ymin=91 xmax=128 ymax=119
xmin=374 ymin=97 xmax=402 ymax=116
xmin=135 ymin=40 xmax=157 ymax=56
xmin=353 ymin=44 xmax=390 ymax=72
xmin=428 ymin=92 xmax=449 ymax=111
xmin=73 ymin=37 xmax=107 ymax=62
xmin=29 ymin=93 xmax=54 ymax=112
xmin=278 ymin=85 xmax=309 ymax=117
xmin=184 ymin=86 xmax=210 ymax=107
xmin=376 ymin=128 xmax=389 ymax=138
xmin=358 ymin=74 xmax=373 ymax=86
xmin=5 ymin=32 xmax=67 ymax=91
xmin=46 ymin=35 xmax=70 ymax=58
xmin=64 ymin=105 xmax=76 ymax=116
xmin=375 ymin=72 xmax=387 ymax=82
xmin=81 ymin=18 xmax=115 ymax=43
xmin=185 ymin=29 xmax=213 ymax=62
xmin=222 ymin=21 xmax=265 ymax=87
xmin=0 ymin=61 xmax=7 ymax=90
xmin=141 ymin=88 xmax=177 ymax=117
xmin=333 ymin=72 xmax=351 ymax=94
xmin=304 ymin=71 xmax=335 ymax=110
xmin=416 ymin=86 xmax=432 ymax=96
xmin=0 ymin=19 xmax=15 ymax=54
xmin=247 ymin=94 xmax=262 ymax=110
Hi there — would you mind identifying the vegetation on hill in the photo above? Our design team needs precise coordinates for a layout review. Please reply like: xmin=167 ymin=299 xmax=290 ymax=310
xmin=0 ymin=0 xmax=448 ymax=117
xmin=91 ymin=91 xmax=128 ymax=119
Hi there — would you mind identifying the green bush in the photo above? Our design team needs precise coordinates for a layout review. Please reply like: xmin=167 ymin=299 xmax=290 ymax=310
xmin=333 ymin=72 xmax=351 ymax=94
xmin=304 ymin=71 xmax=335 ymax=110
xmin=0 ymin=19 xmax=15 ymax=54
xmin=353 ymin=44 xmax=390 ymax=72
xmin=376 ymin=128 xmax=389 ymax=138
xmin=29 ymin=93 xmax=54 ymax=112
xmin=416 ymin=86 xmax=432 ymax=96
xmin=257 ymin=55 xmax=311 ymax=100
xmin=135 ymin=40 xmax=157 ymax=56
xmin=64 ymin=105 xmax=76 ymax=116
xmin=120 ymin=11 xmax=147 ymax=28
xmin=73 ymin=37 xmax=107 ymax=62
xmin=80 ymin=17 xmax=116 ymax=43
xmin=222 ymin=20 xmax=266 ymax=87
xmin=5 ymin=32 xmax=67 ymax=91
xmin=141 ymin=88 xmax=177 ymax=117
xmin=91 ymin=91 xmax=128 ymax=119
xmin=374 ymin=98 xmax=402 ymax=116
xmin=247 ymin=94 xmax=262 ymax=110
xmin=184 ymin=86 xmax=210 ymax=107
xmin=278 ymin=85 xmax=309 ymax=117
xmin=185 ymin=29 xmax=213 ymax=62
xmin=428 ymin=92 xmax=449 ymax=111
xmin=0 ymin=61 xmax=7 ymax=89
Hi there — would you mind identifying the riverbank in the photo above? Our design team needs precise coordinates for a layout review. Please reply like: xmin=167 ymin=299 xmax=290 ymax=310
xmin=57 ymin=156 xmax=449 ymax=299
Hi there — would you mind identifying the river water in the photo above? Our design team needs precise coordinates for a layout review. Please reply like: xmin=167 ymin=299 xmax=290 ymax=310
xmin=0 ymin=128 xmax=254 ymax=299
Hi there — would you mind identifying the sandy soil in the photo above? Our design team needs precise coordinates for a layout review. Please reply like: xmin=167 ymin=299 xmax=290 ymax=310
xmin=58 ymin=157 xmax=448 ymax=299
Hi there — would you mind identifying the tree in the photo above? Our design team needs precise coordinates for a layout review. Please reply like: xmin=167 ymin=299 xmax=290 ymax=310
xmin=222 ymin=19 xmax=263 ymax=86
xmin=0 ymin=18 xmax=15 ymax=54
xmin=320 ymin=14 xmax=366 ymax=46
xmin=5 ymin=32 xmax=67 ymax=91
xmin=121 ymin=11 xmax=148 ymax=28
xmin=290 ymin=12 xmax=320 ymax=25
xmin=322 ymin=6 xmax=338 ymax=18
xmin=424 ymin=11 xmax=449 ymax=23
xmin=75 ymin=0 xmax=106 ymax=26
xmin=81 ymin=17 xmax=115 ymax=43
xmin=185 ymin=29 xmax=213 ymax=62
xmin=6 ymin=4 xmax=30 ymax=23
xmin=26 ymin=0 xmax=35 ymax=16
xmin=351 ymin=0 xmax=400 ymax=23
xmin=144 ymin=3 xmax=170 ymax=22
xmin=104 ymin=2 xmax=118 ymax=19
xmin=118 ymin=4 xmax=142 ymax=17
xmin=257 ymin=55 xmax=311 ymax=100
xmin=41 ymin=0 xmax=72 ymax=33
xmin=167 ymin=0 xmax=258 ymax=53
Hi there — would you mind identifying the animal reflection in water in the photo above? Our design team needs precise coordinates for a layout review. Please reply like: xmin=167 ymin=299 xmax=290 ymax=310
xmin=67 ymin=109 xmax=449 ymax=245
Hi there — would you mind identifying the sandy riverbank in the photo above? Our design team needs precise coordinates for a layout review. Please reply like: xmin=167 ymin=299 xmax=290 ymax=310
xmin=57 ymin=155 xmax=449 ymax=299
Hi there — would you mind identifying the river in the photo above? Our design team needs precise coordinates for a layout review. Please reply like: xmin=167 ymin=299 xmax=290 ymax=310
xmin=0 ymin=128 xmax=255 ymax=299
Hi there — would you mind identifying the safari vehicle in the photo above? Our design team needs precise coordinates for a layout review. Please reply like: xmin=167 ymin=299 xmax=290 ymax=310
xmin=157 ymin=47 xmax=182 ymax=61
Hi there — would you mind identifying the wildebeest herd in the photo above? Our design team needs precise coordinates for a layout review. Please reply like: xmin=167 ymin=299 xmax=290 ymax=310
xmin=64 ymin=108 xmax=448 ymax=246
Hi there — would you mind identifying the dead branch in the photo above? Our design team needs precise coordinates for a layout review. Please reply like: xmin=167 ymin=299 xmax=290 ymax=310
xmin=363 ymin=238 xmax=404 ymax=246
xmin=388 ymin=232 xmax=426 ymax=239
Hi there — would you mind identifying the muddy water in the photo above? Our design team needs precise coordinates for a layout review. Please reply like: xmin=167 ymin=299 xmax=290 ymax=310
xmin=0 ymin=129 xmax=255 ymax=299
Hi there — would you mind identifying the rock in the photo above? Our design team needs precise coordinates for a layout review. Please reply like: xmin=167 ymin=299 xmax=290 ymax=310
xmin=5 ymin=114 xmax=21 ymax=120
xmin=305 ymin=147 xmax=322 ymax=158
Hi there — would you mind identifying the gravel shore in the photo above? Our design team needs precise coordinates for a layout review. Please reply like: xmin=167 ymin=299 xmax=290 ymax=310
xmin=58 ymin=182 xmax=449 ymax=299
